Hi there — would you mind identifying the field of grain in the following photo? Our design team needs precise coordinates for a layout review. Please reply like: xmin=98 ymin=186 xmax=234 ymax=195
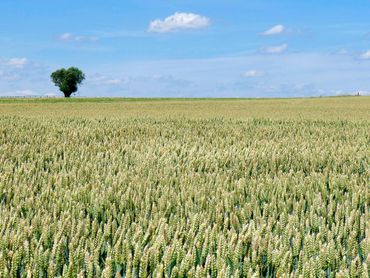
xmin=0 ymin=97 xmax=369 ymax=277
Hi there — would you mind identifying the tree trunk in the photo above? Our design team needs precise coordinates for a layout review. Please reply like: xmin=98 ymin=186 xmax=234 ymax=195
xmin=64 ymin=92 xmax=72 ymax=98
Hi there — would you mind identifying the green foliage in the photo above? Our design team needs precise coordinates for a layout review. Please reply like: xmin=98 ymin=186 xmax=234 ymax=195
xmin=0 ymin=99 xmax=369 ymax=277
xmin=51 ymin=67 xmax=85 ymax=98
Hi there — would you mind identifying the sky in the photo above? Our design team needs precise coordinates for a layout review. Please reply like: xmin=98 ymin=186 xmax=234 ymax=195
xmin=1 ymin=0 xmax=370 ymax=98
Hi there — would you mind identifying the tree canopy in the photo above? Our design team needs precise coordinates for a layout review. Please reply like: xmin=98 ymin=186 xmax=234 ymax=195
xmin=51 ymin=67 xmax=85 ymax=98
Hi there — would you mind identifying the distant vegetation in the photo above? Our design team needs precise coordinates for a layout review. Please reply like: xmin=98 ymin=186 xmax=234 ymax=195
xmin=51 ymin=67 xmax=85 ymax=98
xmin=0 ymin=98 xmax=369 ymax=276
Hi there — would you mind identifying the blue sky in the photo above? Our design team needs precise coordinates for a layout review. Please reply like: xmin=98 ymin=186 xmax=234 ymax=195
xmin=1 ymin=0 xmax=370 ymax=97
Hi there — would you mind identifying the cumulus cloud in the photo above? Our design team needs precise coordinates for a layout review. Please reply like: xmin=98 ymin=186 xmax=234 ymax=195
xmin=244 ymin=70 xmax=264 ymax=78
xmin=262 ymin=44 xmax=288 ymax=54
xmin=359 ymin=50 xmax=370 ymax=59
xmin=148 ymin=12 xmax=210 ymax=33
xmin=261 ymin=24 xmax=285 ymax=36
xmin=7 ymin=58 xmax=28 ymax=68
xmin=58 ymin=33 xmax=99 ymax=42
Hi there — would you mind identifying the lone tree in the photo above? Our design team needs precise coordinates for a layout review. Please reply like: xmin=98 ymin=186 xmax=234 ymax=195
xmin=51 ymin=67 xmax=85 ymax=98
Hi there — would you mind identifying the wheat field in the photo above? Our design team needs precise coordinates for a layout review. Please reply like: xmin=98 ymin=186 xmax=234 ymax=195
xmin=0 ymin=97 xmax=369 ymax=277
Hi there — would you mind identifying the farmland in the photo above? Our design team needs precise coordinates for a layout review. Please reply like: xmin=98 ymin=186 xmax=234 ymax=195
xmin=0 ymin=97 xmax=369 ymax=277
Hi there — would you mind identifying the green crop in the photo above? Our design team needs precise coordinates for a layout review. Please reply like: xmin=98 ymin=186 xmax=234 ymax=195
xmin=0 ymin=97 xmax=369 ymax=277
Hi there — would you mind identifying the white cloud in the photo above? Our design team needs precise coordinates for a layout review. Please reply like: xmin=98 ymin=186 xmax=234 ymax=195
xmin=359 ymin=50 xmax=370 ymax=59
xmin=58 ymin=33 xmax=98 ymax=42
xmin=244 ymin=70 xmax=264 ymax=78
xmin=262 ymin=44 xmax=288 ymax=54
xmin=262 ymin=24 xmax=285 ymax=36
xmin=7 ymin=58 xmax=28 ymax=68
xmin=59 ymin=33 xmax=73 ymax=41
xmin=148 ymin=12 xmax=210 ymax=33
